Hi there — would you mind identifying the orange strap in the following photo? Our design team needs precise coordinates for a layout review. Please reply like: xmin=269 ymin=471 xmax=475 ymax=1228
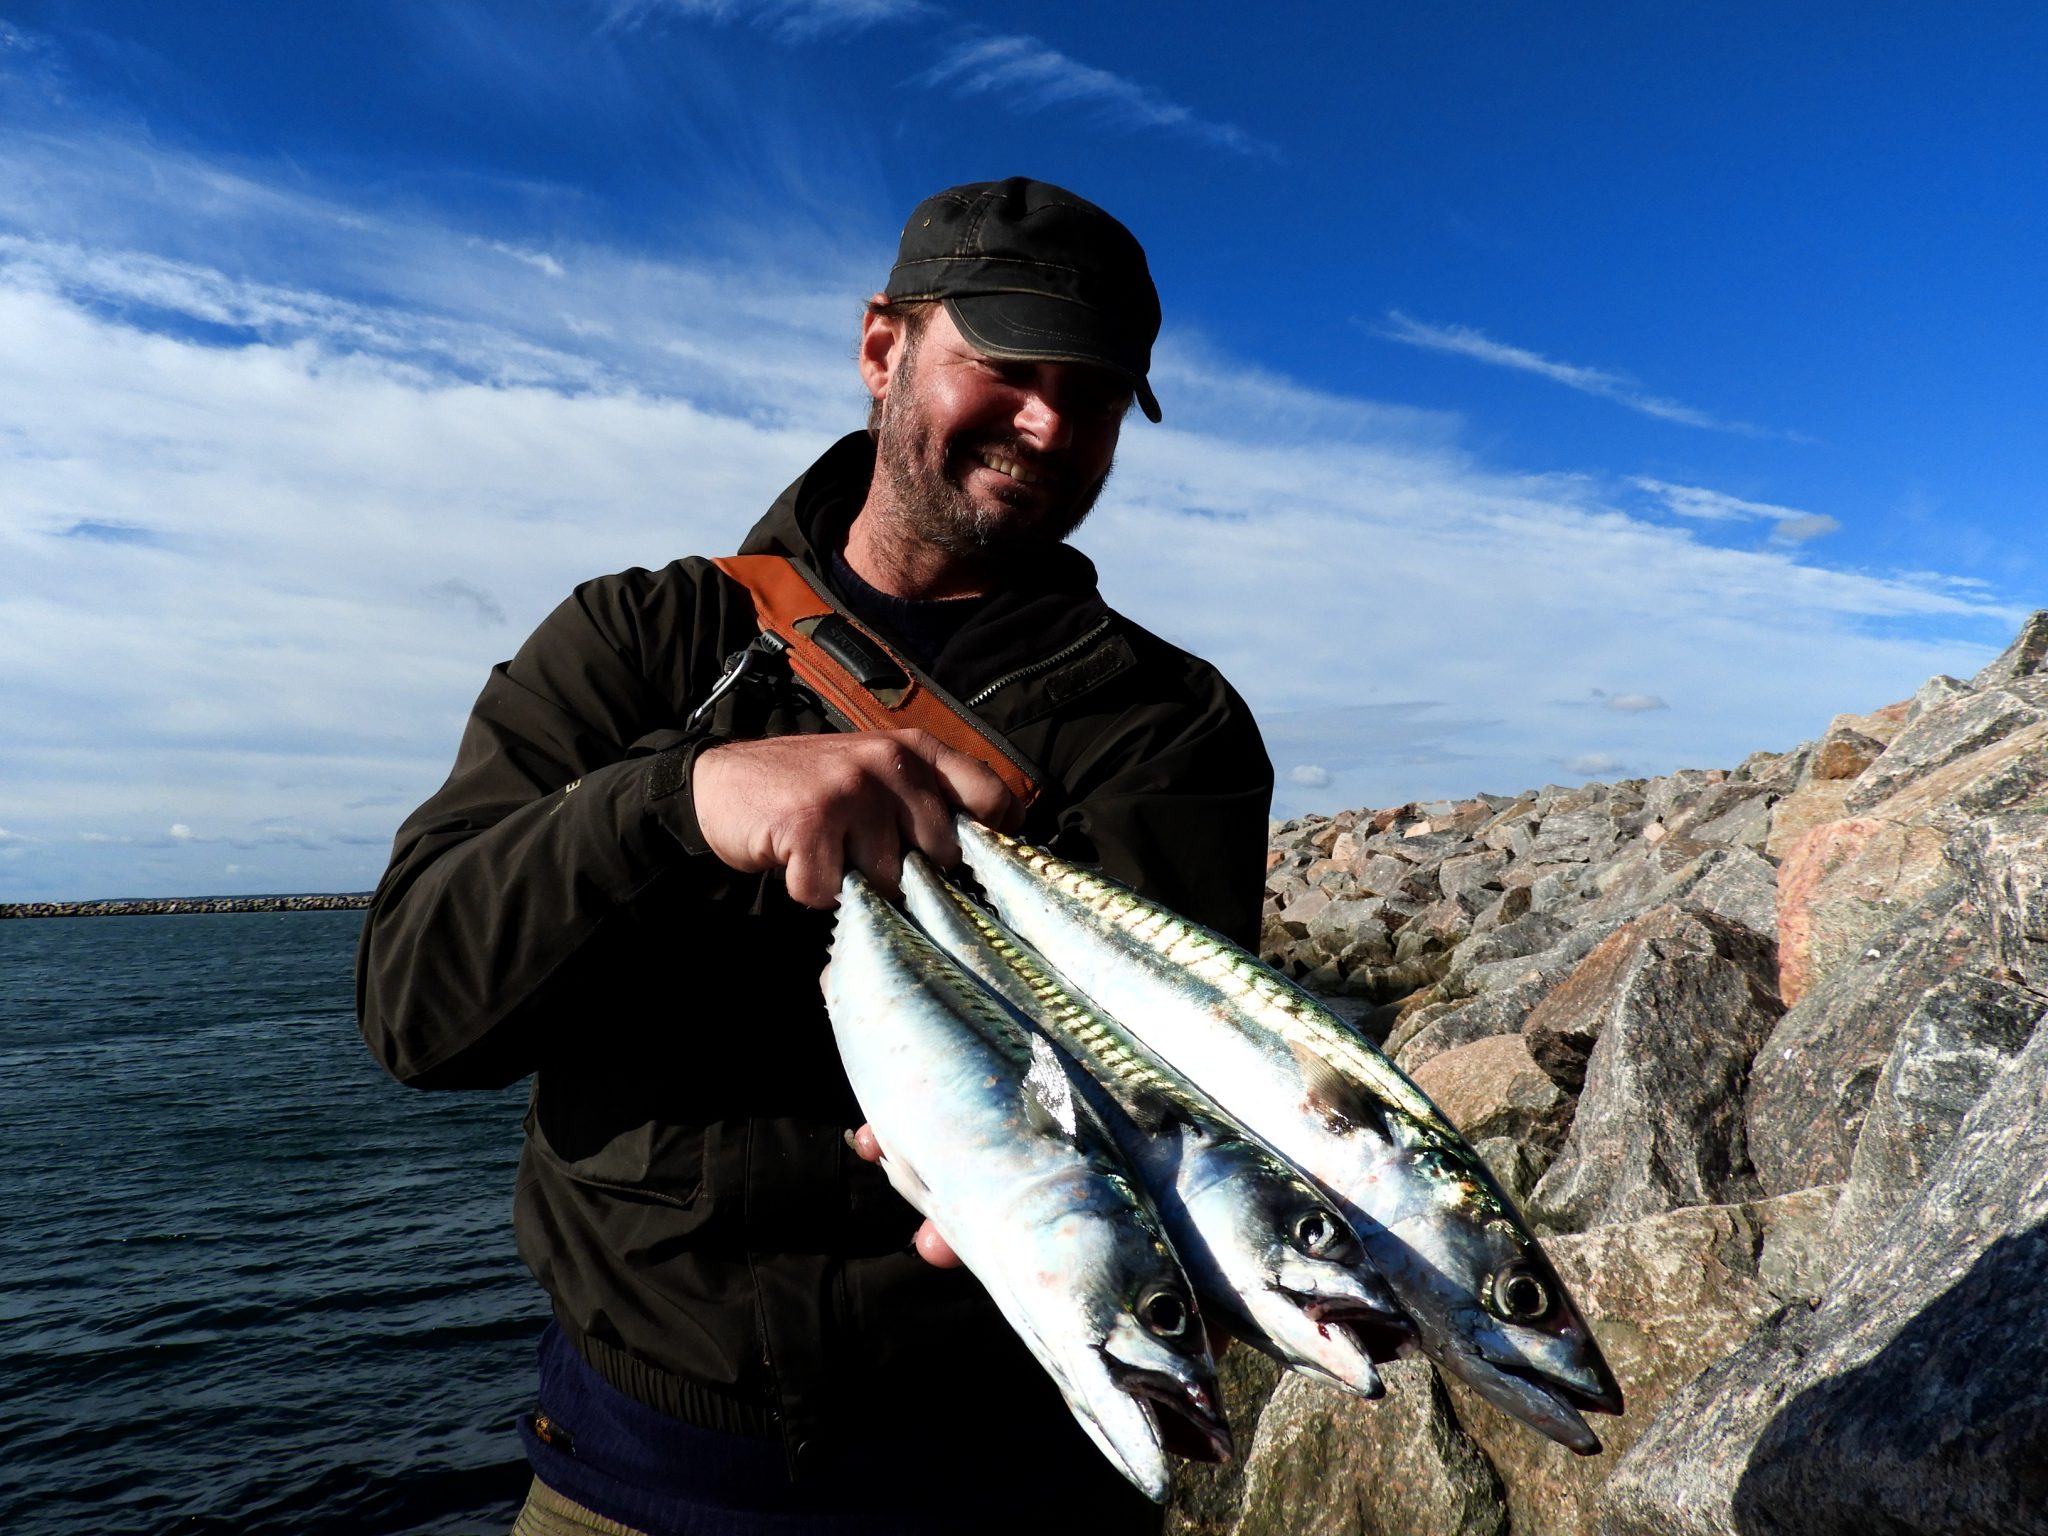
xmin=711 ymin=554 xmax=1042 ymax=807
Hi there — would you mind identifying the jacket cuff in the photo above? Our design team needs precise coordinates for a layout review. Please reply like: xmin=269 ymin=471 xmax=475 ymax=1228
xmin=643 ymin=734 xmax=725 ymax=857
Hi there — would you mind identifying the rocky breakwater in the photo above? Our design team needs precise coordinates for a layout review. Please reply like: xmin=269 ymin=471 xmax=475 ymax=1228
xmin=1169 ymin=611 xmax=2048 ymax=1536
xmin=1 ymin=894 xmax=371 ymax=919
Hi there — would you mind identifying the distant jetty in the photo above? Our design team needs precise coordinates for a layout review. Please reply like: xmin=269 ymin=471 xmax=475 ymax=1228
xmin=1 ymin=894 xmax=372 ymax=920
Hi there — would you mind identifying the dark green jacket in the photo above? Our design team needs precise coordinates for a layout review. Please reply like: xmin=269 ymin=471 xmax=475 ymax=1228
xmin=355 ymin=432 xmax=1272 ymax=1472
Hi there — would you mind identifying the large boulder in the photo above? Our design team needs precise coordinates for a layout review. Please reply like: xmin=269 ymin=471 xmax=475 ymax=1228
xmin=1855 ymin=717 xmax=2048 ymax=834
xmin=1439 ymin=1189 xmax=1838 ymax=1536
xmin=1746 ymin=883 xmax=1979 ymax=1196
xmin=1967 ymin=606 xmax=2048 ymax=686
xmin=1525 ymin=907 xmax=1781 ymax=1234
xmin=1773 ymin=816 xmax=1952 ymax=1005
xmin=1826 ymin=970 xmax=2042 ymax=1255
xmin=1945 ymin=810 xmax=2048 ymax=988
xmin=1596 ymin=1007 xmax=2048 ymax=1536
xmin=1846 ymin=678 xmax=2048 ymax=812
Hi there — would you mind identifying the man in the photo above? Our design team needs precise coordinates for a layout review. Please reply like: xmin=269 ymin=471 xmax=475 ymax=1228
xmin=357 ymin=177 xmax=1273 ymax=1535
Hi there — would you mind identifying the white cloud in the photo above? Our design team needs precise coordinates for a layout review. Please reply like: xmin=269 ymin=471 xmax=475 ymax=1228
xmin=168 ymin=824 xmax=193 ymax=840
xmin=1771 ymin=513 xmax=1843 ymax=544
xmin=1566 ymin=753 xmax=1627 ymax=777
xmin=1381 ymin=312 xmax=1778 ymax=436
xmin=1287 ymin=765 xmax=1333 ymax=789
xmin=916 ymin=35 xmax=1275 ymax=158
xmin=1633 ymin=478 xmax=1841 ymax=545
xmin=1605 ymin=693 xmax=1668 ymax=713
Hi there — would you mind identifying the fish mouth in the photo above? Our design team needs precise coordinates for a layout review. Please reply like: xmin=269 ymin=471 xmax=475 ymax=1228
xmin=1104 ymin=1360 xmax=1235 ymax=1464
xmin=1491 ymin=1355 xmax=1626 ymax=1420
xmin=1290 ymin=1292 xmax=1414 ymax=1366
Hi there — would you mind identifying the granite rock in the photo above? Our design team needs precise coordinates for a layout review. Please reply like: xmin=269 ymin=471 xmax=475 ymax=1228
xmin=1597 ymin=1009 xmax=2048 ymax=1536
xmin=1773 ymin=815 xmax=1952 ymax=1005
xmin=1526 ymin=907 xmax=1781 ymax=1233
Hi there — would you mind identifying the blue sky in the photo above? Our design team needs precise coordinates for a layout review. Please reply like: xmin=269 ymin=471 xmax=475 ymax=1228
xmin=2 ymin=1 xmax=2042 ymax=900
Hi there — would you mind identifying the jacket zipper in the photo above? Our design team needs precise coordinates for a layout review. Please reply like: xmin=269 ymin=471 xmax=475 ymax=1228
xmin=964 ymin=617 xmax=1115 ymax=709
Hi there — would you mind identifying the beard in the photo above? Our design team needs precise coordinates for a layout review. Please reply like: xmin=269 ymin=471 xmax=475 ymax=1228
xmin=871 ymin=348 xmax=1112 ymax=566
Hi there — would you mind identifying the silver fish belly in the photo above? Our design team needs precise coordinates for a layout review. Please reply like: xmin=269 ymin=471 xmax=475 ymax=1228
xmin=953 ymin=820 xmax=1624 ymax=1454
xmin=897 ymin=851 xmax=1405 ymax=1400
xmin=824 ymin=869 xmax=1231 ymax=1500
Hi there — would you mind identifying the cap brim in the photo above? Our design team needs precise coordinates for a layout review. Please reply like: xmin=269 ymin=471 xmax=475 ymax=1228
xmin=946 ymin=294 xmax=1162 ymax=423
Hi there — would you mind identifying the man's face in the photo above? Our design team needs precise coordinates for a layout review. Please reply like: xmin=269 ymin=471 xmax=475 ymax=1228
xmin=870 ymin=304 xmax=1131 ymax=562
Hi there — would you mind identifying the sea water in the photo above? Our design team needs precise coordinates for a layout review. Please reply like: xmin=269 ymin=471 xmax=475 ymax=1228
xmin=0 ymin=910 xmax=542 ymax=1535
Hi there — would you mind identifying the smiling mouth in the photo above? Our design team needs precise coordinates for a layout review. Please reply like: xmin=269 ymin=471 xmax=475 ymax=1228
xmin=973 ymin=449 xmax=1060 ymax=486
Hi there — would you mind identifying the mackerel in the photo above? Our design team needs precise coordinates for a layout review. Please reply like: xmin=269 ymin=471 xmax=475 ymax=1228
xmin=954 ymin=820 xmax=1624 ymax=1453
xmin=824 ymin=869 xmax=1232 ymax=1501
xmin=898 ymin=852 xmax=1406 ymax=1398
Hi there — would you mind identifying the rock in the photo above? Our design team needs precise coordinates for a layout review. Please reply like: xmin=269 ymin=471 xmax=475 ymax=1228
xmin=1677 ymin=788 xmax=1776 ymax=854
xmin=1525 ymin=908 xmax=1781 ymax=1233
xmin=1855 ymin=717 xmax=2048 ymax=834
xmin=1304 ymin=896 xmax=1395 ymax=967
xmin=1968 ymin=606 xmax=2048 ymax=687
xmin=1275 ymin=885 xmax=1333 ymax=938
xmin=1388 ymin=970 xmax=1559 ymax=1070
xmin=1945 ymin=810 xmax=2048 ymax=988
xmin=1519 ymin=905 xmax=1770 ymax=1096
xmin=1409 ymin=1033 xmax=1575 ymax=1153
xmin=1439 ymin=1189 xmax=1838 ymax=1536
xmin=1167 ymin=1343 xmax=1284 ymax=1535
xmin=1763 ymin=779 xmax=1855 ymax=860
xmin=1746 ymin=882 xmax=1978 ymax=1196
xmin=1906 ymin=672 xmax=1970 ymax=719
xmin=1438 ymin=849 xmax=1510 ymax=902
xmin=1230 ymin=1363 xmax=1508 ymax=1536
xmin=1469 ymin=882 xmax=1533 ymax=936
xmin=1773 ymin=817 xmax=1953 ymax=1005
xmin=1826 ymin=970 xmax=2042 ymax=1256
xmin=1807 ymin=725 xmax=1886 ymax=781
xmin=1528 ymin=805 xmax=1625 ymax=866
xmin=1597 ymin=1008 xmax=2048 ymax=1536
xmin=1445 ymin=912 xmax=1575 ymax=989
xmin=1846 ymin=678 xmax=2048 ymax=813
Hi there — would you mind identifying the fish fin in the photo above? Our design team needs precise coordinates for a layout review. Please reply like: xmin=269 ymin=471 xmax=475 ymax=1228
xmin=1290 ymin=1039 xmax=1389 ymax=1136
xmin=1022 ymin=1031 xmax=1083 ymax=1144
xmin=1119 ymin=1083 xmax=1186 ymax=1136
xmin=880 ymin=1151 xmax=935 ymax=1213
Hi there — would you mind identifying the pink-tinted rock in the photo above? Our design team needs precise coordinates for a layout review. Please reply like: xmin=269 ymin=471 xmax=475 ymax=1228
xmin=1409 ymin=1032 xmax=1573 ymax=1151
xmin=1775 ymin=817 xmax=1953 ymax=1006
xmin=1763 ymin=780 xmax=1855 ymax=860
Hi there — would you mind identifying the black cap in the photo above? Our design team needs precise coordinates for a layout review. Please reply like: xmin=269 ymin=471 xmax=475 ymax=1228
xmin=884 ymin=177 xmax=1163 ymax=423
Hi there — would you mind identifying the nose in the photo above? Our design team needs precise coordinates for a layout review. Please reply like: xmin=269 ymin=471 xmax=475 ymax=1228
xmin=1013 ymin=388 xmax=1073 ymax=452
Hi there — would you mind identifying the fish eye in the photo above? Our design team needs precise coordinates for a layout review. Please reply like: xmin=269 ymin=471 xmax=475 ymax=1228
xmin=1136 ymin=1285 xmax=1191 ymax=1339
xmin=1491 ymin=1263 xmax=1552 ymax=1323
xmin=1292 ymin=1207 xmax=1341 ymax=1257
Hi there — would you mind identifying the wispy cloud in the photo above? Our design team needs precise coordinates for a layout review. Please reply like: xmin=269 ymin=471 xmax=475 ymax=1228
xmin=1633 ymin=478 xmax=1842 ymax=544
xmin=599 ymin=0 xmax=933 ymax=39
xmin=916 ymin=34 xmax=1276 ymax=158
xmin=1379 ymin=310 xmax=1781 ymax=437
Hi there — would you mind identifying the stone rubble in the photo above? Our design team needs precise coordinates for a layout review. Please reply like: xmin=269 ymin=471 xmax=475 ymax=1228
xmin=1169 ymin=612 xmax=2048 ymax=1536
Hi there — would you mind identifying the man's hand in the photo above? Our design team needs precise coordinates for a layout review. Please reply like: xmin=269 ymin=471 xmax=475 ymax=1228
xmin=851 ymin=1122 xmax=961 ymax=1267
xmin=692 ymin=729 xmax=1020 ymax=908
